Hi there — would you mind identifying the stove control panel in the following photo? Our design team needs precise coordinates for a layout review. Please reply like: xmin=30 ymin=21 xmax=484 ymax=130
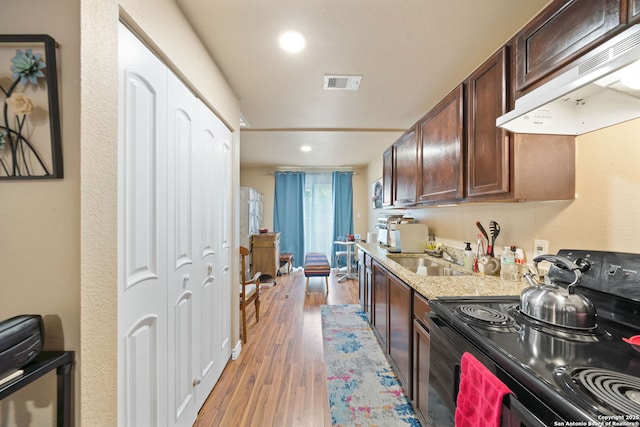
xmin=554 ymin=249 xmax=640 ymax=301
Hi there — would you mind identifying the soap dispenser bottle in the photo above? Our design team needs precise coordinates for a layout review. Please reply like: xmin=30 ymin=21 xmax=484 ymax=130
xmin=463 ymin=242 xmax=474 ymax=271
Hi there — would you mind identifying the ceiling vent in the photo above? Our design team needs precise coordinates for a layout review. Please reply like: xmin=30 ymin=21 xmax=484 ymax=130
xmin=323 ymin=75 xmax=362 ymax=91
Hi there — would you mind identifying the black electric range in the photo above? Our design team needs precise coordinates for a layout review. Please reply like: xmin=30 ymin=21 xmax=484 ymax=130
xmin=428 ymin=249 xmax=640 ymax=427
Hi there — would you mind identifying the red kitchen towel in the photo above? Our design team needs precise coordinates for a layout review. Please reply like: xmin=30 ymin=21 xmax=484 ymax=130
xmin=454 ymin=352 xmax=512 ymax=427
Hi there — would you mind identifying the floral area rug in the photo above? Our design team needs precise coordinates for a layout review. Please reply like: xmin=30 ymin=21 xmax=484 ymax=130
xmin=321 ymin=304 xmax=421 ymax=426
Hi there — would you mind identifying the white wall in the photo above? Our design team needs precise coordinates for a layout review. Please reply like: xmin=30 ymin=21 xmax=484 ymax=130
xmin=1 ymin=0 xmax=81 ymax=424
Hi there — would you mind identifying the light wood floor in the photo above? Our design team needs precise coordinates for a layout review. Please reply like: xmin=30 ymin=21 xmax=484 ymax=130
xmin=194 ymin=268 xmax=359 ymax=427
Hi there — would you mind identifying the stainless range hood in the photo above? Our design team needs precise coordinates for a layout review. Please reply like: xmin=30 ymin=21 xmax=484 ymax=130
xmin=497 ymin=24 xmax=640 ymax=135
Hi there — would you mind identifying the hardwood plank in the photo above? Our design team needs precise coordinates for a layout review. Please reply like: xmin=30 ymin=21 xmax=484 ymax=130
xmin=194 ymin=268 xmax=359 ymax=427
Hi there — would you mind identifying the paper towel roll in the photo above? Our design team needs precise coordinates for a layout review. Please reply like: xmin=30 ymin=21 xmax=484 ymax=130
xmin=367 ymin=232 xmax=377 ymax=243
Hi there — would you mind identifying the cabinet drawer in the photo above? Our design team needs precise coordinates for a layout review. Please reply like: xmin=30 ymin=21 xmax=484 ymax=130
xmin=413 ymin=293 xmax=431 ymax=328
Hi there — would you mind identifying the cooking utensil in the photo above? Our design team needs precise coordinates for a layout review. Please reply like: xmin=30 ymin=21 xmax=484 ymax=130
xmin=488 ymin=220 xmax=500 ymax=257
xmin=520 ymin=254 xmax=597 ymax=329
xmin=475 ymin=221 xmax=489 ymax=244
xmin=473 ymin=238 xmax=482 ymax=273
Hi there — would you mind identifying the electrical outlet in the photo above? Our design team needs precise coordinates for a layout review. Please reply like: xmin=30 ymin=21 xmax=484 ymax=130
xmin=533 ymin=239 xmax=549 ymax=258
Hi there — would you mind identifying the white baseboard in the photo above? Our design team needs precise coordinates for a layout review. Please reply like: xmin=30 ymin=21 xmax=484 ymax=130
xmin=232 ymin=340 xmax=242 ymax=360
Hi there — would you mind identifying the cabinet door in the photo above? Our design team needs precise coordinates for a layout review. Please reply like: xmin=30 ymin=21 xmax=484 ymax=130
xmin=467 ymin=47 xmax=510 ymax=198
xmin=392 ymin=127 xmax=418 ymax=206
xmin=372 ymin=261 xmax=388 ymax=352
xmin=274 ymin=234 xmax=281 ymax=275
xmin=417 ymin=85 xmax=464 ymax=203
xmin=515 ymin=0 xmax=625 ymax=93
xmin=358 ymin=256 xmax=367 ymax=313
xmin=252 ymin=234 xmax=278 ymax=279
xmin=382 ymin=146 xmax=394 ymax=207
xmin=365 ymin=260 xmax=373 ymax=322
xmin=413 ymin=319 xmax=430 ymax=425
xmin=631 ymin=0 xmax=640 ymax=23
xmin=388 ymin=274 xmax=412 ymax=396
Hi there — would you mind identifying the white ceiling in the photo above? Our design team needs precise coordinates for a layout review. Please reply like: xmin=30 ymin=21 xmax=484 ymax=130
xmin=175 ymin=0 xmax=551 ymax=168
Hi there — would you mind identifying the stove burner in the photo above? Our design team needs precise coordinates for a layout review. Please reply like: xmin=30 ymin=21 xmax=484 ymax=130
xmin=556 ymin=366 xmax=640 ymax=420
xmin=456 ymin=305 xmax=511 ymax=323
xmin=453 ymin=304 xmax=519 ymax=332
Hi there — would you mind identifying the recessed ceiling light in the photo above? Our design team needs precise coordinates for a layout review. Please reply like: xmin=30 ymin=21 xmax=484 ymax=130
xmin=279 ymin=31 xmax=306 ymax=53
xmin=300 ymin=145 xmax=312 ymax=152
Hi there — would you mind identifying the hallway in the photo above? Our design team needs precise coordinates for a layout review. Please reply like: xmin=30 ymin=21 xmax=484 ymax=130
xmin=194 ymin=269 xmax=359 ymax=426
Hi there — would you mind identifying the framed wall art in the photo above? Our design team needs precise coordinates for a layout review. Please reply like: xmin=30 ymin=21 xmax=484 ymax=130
xmin=371 ymin=178 xmax=382 ymax=209
xmin=0 ymin=34 xmax=63 ymax=179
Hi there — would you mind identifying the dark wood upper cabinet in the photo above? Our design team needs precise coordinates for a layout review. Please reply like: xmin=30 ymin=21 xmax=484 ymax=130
xmin=382 ymin=146 xmax=394 ymax=208
xmin=515 ymin=0 xmax=625 ymax=95
xmin=467 ymin=47 xmax=510 ymax=198
xmin=417 ymin=84 xmax=465 ymax=204
xmin=630 ymin=0 xmax=640 ymax=23
xmin=392 ymin=126 xmax=419 ymax=207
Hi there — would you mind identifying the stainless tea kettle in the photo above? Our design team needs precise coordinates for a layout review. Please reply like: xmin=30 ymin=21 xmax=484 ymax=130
xmin=521 ymin=254 xmax=597 ymax=329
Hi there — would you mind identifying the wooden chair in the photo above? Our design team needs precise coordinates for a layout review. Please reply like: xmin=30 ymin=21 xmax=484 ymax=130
xmin=240 ymin=246 xmax=261 ymax=343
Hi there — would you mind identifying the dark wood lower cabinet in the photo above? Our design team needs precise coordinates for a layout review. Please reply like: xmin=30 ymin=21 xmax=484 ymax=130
xmin=372 ymin=261 xmax=388 ymax=352
xmin=413 ymin=292 xmax=432 ymax=424
xmin=358 ymin=257 xmax=366 ymax=311
xmin=358 ymin=253 xmax=373 ymax=322
xmin=413 ymin=319 xmax=430 ymax=424
xmin=368 ymin=256 xmax=429 ymax=410
xmin=388 ymin=274 xmax=412 ymax=396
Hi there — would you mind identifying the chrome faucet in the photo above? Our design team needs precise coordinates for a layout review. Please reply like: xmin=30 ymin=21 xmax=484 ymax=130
xmin=442 ymin=247 xmax=463 ymax=266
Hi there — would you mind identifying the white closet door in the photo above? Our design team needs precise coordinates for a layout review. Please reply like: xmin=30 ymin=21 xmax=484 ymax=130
xmin=118 ymin=24 xmax=169 ymax=427
xmin=193 ymin=99 xmax=221 ymax=403
xmin=119 ymin=23 xmax=233 ymax=427
xmin=214 ymin=118 xmax=232 ymax=375
xmin=166 ymin=71 xmax=199 ymax=427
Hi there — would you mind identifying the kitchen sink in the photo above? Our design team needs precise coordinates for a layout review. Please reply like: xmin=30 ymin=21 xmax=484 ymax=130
xmin=387 ymin=256 xmax=469 ymax=276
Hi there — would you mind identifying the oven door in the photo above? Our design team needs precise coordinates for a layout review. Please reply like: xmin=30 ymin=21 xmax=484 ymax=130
xmin=429 ymin=315 xmax=548 ymax=427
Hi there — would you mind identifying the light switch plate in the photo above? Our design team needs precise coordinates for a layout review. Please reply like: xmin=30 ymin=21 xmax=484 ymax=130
xmin=533 ymin=239 xmax=549 ymax=258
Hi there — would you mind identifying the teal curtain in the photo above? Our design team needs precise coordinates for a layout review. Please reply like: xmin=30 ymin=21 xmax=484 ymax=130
xmin=274 ymin=172 xmax=306 ymax=267
xmin=331 ymin=172 xmax=354 ymax=267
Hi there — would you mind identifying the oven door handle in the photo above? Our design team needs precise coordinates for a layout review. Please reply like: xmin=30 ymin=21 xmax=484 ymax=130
xmin=504 ymin=395 xmax=547 ymax=427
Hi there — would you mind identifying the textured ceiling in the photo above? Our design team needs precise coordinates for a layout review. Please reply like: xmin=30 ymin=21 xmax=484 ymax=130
xmin=175 ymin=0 xmax=551 ymax=167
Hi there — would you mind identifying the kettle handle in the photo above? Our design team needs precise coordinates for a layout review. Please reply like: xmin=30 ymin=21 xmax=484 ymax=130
xmin=533 ymin=254 xmax=583 ymax=293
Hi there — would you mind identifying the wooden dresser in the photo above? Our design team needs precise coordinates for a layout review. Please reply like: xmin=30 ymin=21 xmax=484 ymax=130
xmin=251 ymin=232 xmax=281 ymax=280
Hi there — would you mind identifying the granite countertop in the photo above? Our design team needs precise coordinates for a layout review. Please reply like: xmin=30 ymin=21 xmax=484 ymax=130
xmin=357 ymin=242 xmax=527 ymax=300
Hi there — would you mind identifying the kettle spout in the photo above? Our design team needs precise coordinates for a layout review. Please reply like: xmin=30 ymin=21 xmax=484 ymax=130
xmin=523 ymin=269 xmax=541 ymax=288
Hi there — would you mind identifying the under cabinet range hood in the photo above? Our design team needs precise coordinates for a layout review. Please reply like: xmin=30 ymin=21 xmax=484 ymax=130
xmin=497 ymin=24 xmax=640 ymax=135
